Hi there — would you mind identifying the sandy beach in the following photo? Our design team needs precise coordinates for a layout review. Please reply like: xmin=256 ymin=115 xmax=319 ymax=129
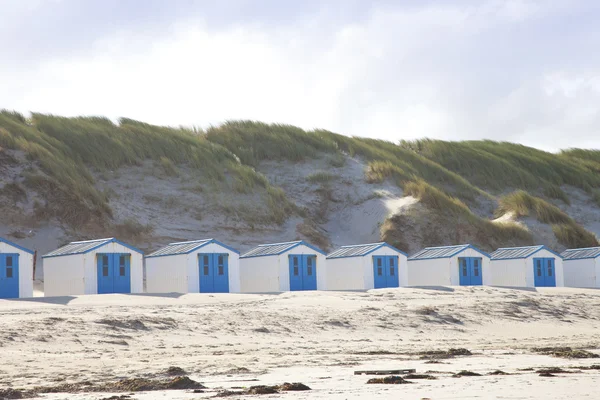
xmin=1 ymin=287 xmax=600 ymax=399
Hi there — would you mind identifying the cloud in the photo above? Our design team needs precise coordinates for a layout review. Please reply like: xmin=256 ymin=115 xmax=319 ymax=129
xmin=1 ymin=0 xmax=599 ymax=151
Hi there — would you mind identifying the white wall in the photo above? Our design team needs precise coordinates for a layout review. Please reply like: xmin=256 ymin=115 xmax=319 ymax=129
xmin=407 ymin=248 xmax=490 ymax=286
xmin=490 ymin=258 xmax=529 ymax=287
xmin=239 ymin=255 xmax=281 ymax=292
xmin=0 ymin=242 xmax=33 ymax=298
xmin=186 ymin=243 xmax=241 ymax=293
xmin=146 ymin=254 xmax=188 ymax=293
xmin=563 ymin=258 xmax=598 ymax=288
xmin=44 ymin=241 xmax=143 ymax=296
xmin=325 ymin=257 xmax=364 ymax=291
xmin=240 ymin=244 xmax=326 ymax=293
xmin=43 ymin=254 xmax=86 ymax=297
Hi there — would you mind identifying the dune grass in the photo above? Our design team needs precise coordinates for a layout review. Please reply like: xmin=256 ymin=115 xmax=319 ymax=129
xmin=396 ymin=180 xmax=532 ymax=251
xmin=497 ymin=190 xmax=598 ymax=248
xmin=402 ymin=139 xmax=600 ymax=193
xmin=2 ymin=111 xmax=599 ymax=248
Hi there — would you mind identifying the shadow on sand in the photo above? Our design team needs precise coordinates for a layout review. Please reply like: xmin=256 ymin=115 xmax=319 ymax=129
xmin=410 ymin=286 xmax=455 ymax=292
xmin=5 ymin=296 xmax=77 ymax=306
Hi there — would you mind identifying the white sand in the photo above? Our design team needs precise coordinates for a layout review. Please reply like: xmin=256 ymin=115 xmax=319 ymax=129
xmin=1 ymin=287 xmax=600 ymax=399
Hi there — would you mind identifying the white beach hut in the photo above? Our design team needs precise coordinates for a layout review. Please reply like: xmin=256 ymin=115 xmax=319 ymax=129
xmin=560 ymin=247 xmax=600 ymax=288
xmin=407 ymin=244 xmax=491 ymax=286
xmin=145 ymin=239 xmax=240 ymax=293
xmin=42 ymin=238 xmax=144 ymax=297
xmin=0 ymin=237 xmax=34 ymax=299
xmin=325 ymin=242 xmax=408 ymax=290
xmin=239 ymin=240 xmax=326 ymax=292
xmin=489 ymin=245 xmax=564 ymax=288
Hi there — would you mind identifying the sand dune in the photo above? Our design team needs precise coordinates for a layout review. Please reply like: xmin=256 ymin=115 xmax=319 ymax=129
xmin=1 ymin=287 xmax=600 ymax=399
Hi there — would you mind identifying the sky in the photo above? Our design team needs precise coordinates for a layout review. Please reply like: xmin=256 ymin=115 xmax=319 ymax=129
xmin=1 ymin=0 xmax=599 ymax=151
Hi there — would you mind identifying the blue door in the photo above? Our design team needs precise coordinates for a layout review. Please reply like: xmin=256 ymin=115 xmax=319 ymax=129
xmin=97 ymin=253 xmax=131 ymax=294
xmin=386 ymin=256 xmax=400 ymax=287
xmin=373 ymin=256 xmax=386 ymax=289
xmin=113 ymin=254 xmax=131 ymax=294
xmin=0 ymin=254 xmax=19 ymax=299
xmin=533 ymin=258 xmax=556 ymax=287
xmin=97 ymin=254 xmax=113 ymax=294
xmin=470 ymin=257 xmax=483 ymax=286
xmin=303 ymin=255 xmax=317 ymax=290
xmin=289 ymin=255 xmax=303 ymax=291
xmin=373 ymin=256 xmax=399 ymax=288
xmin=458 ymin=257 xmax=483 ymax=286
xmin=199 ymin=253 xmax=229 ymax=293
xmin=545 ymin=258 xmax=556 ymax=287
xmin=288 ymin=255 xmax=317 ymax=291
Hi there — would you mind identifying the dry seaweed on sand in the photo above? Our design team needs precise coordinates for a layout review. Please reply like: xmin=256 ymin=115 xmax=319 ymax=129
xmin=214 ymin=382 xmax=310 ymax=397
xmin=536 ymin=367 xmax=573 ymax=374
xmin=532 ymin=347 xmax=599 ymax=359
xmin=165 ymin=366 xmax=187 ymax=376
xmin=34 ymin=376 xmax=205 ymax=394
xmin=366 ymin=376 xmax=413 ymax=384
xmin=453 ymin=370 xmax=482 ymax=377
xmin=403 ymin=374 xmax=437 ymax=380
xmin=418 ymin=348 xmax=472 ymax=360
xmin=488 ymin=370 xmax=511 ymax=375
xmin=0 ymin=388 xmax=38 ymax=399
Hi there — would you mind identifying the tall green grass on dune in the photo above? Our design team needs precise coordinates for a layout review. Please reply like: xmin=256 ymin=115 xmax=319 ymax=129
xmin=0 ymin=112 xmax=295 ymax=227
xmin=402 ymin=139 xmax=600 ymax=194
xmin=497 ymin=190 xmax=598 ymax=248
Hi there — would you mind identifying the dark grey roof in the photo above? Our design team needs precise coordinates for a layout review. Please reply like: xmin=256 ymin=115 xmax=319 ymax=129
xmin=43 ymin=238 xmax=114 ymax=257
xmin=147 ymin=239 xmax=213 ymax=257
xmin=408 ymin=244 xmax=471 ymax=260
xmin=326 ymin=242 xmax=408 ymax=259
xmin=561 ymin=247 xmax=600 ymax=260
xmin=146 ymin=239 xmax=239 ymax=258
xmin=43 ymin=238 xmax=143 ymax=258
xmin=490 ymin=246 xmax=545 ymax=260
xmin=327 ymin=243 xmax=384 ymax=259
xmin=241 ymin=241 xmax=303 ymax=258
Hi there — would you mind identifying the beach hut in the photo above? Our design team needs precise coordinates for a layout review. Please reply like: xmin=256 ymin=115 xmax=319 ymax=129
xmin=42 ymin=238 xmax=143 ymax=296
xmin=239 ymin=240 xmax=326 ymax=292
xmin=325 ymin=242 xmax=408 ymax=290
xmin=145 ymin=239 xmax=240 ymax=293
xmin=407 ymin=244 xmax=491 ymax=286
xmin=489 ymin=245 xmax=564 ymax=288
xmin=560 ymin=247 xmax=600 ymax=288
xmin=0 ymin=237 xmax=34 ymax=299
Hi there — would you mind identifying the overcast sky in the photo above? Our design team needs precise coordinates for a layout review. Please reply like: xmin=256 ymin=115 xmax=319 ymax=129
xmin=1 ymin=0 xmax=599 ymax=151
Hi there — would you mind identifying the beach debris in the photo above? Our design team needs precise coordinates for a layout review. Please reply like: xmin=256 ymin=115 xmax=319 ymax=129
xmin=0 ymin=388 xmax=37 ymax=399
xmin=101 ymin=396 xmax=134 ymax=400
xmin=488 ymin=370 xmax=510 ymax=375
xmin=246 ymin=386 xmax=278 ymax=395
xmin=366 ymin=376 xmax=413 ymax=384
xmin=579 ymin=365 xmax=600 ymax=370
xmin=535 ymin=367 xmax=572 ymax=374
xmin=354 ymin=368 xmax=416 ymax=375
xmin=279 ymin=382 xmax=311 ymax=391
xmin=404 ymin=374 xmax=437 ymax=380
xmin=418 ymin=348 xmax=472 ymax=360
xmin=165 ymin=366 xmax=187 ymax=376
xmin=214 ymin=382 xmax=311 ymax=397
xmin=532 ymin=347 xmax=599 ymax=359
xmin=453 ymin=370 xmax=482 ymax=377
xmin=539 ymin=372 xmax=555 ymax=377
xmin=34 ymin=376 xmax=206 ymax=394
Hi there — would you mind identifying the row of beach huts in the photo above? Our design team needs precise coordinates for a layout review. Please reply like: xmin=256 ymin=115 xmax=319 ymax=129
xmin=1 ymin=236 xmax=600 ymax=299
